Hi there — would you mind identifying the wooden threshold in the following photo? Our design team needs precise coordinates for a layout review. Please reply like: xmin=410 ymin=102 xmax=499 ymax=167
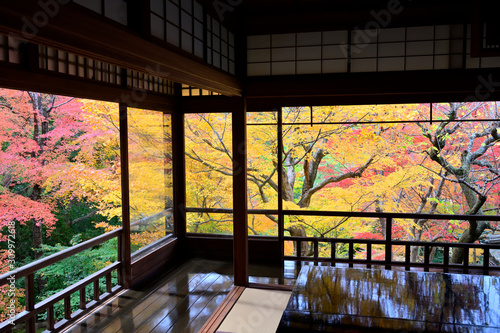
xmin=247 ymin=282 xmax=294 ymax=292
xmin=198 ymin=285 xmax=245 ymax=333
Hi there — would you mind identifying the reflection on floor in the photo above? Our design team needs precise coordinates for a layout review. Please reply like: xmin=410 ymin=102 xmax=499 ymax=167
xmin=66 ymin=259 xmax=234 ymax=333
xmin=277 ymin=265 xmax=500 ymax=332
xmin=217 ymin=288 xmax=291 ymax=333
xmin=64 ymin=258 xmax=295 ymax=333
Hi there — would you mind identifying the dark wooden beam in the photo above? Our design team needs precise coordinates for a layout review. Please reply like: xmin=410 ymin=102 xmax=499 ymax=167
xmin=0 ymin=63 xmax=176 ymax=110
xmin=0 ymin=1 xmax=242 ymax=96
xmin=245 ymin=69 xmax=500 ymax=109
xmin=241 ymin=0 xmax=471 ymax=34
xmin=181 ymin=96 xmax=243 ymax=113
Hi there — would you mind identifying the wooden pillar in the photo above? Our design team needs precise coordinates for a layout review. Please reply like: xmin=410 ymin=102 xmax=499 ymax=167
xmin=173 ymin=85 xmax=187 ymax=241
xmin=119 ymin=102 xmax=132 ymax=288
xmin=233 ymin=97 xmax=248 ymax=286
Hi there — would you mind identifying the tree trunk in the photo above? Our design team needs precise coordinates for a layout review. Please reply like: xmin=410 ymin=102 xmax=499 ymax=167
xmin=450 ymin=181 xmax=488 ymax=263
xmin=289 ymin=223 xmax=311 ymax=256
xmin=31 ymin=185 xmax=43 ymax=259
xmin=410 ymin=228 xmax=423 ymax=262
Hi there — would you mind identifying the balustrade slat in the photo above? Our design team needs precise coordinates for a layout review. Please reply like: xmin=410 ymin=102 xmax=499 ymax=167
xmin=94 ymin=280 xmax=100 ymax=301
xmin=79 ymin=288 xmax=86 ymax=310
xmin=366 ymin=243 xmax=372 ymax=269
xmin=64 ymin=296 xmax=71 ymax=319
xmin=405 ymin=245 xmax=411 ymax=271
xmin=424 ymin=246 xmax=430 ymax=272
xmin=331 ymin=242 xmax=336 ymax=267
xmin=106 ymin=273 xmax=112 ymax=293
xmin=25 ymin=274 xmax=35 ymax=333
xmin=464 ymin=247 xmax=469 ymax=274
xmin=484 ymin=249 xmax=491 ymax=275
xmin=385 ymin=218 xmax=392 ymax=270
xmin=349 ymin=243 xmax=354 ymax=268
xmin=313 ymin=241 xmax=319 ymax=266
xmin=443 ymin=246 xmax=450 ymax=273
xmin=47 ymin=305 xmax=55 ymax=330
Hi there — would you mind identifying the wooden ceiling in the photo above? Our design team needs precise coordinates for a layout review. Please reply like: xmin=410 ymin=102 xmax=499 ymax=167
xmin=215 ymin=0 xmax=474 ymax=34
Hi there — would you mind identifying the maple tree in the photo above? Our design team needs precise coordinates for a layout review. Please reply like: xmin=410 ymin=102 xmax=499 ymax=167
xmin=184 ymin=103 xmax=500 ymax=262
xmin=0 ymin=89 xmax=83 ymax=259
xmin=0 ymin=89 xmax=176 ymax=321
xmin=417 ymin=102 xmax=500 ymax=263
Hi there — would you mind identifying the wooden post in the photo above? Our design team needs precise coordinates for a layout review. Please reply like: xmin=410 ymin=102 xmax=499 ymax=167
xmin=119 ymin=101 xmax=132 ymax=288
xmin=233 ymin=97 xmax=248 ymax=286
xmin=172 ymin=86 xmax=186 ymax=241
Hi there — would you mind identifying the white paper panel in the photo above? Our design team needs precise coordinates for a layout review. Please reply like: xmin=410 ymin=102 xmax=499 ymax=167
xmin=406 ymin=56 xmax=433 ymax=70
xmin=434 ymin=55 xmax=449 ymax=69
xmin=322 ymin=45 xmax=348 ymax=59
xmin=351 ymin=44 xmax=377 ymax=58
xmin=322 ymin=59 xmax=347 ymax=73
xmin=272 ymin=34 xmax=296 ymax=47
xmin=296 ymin=60 xmax=321 ymax=74
xmin=272 ymin=61 xmax=295 ymax=75
xmin=378 ymin=28 xmax=405 ymax=42
xmin=323 ymin=30 xmax=348 ymax=44
xmin=151 ymin=15 xmax=165 ymax=40
xmin=378 ymin=57 xmax=405 ymax=71
xmin=406 ymin=26 xmax=434 ymax=41
xmin=248 ymin=35 xmax=271 ymax=49
xmin=406 ymin=41 xmax=434 ymax=56
xmin=248 ymin=49 xmax=270 ymax=62
xmin=297 ymin=46 xmax=321 ymax=60
xmin=297 ymin=32 xmax=322 ymax=46
xmin=247 ymin=63 xmax=271 ymax=76
xmin=272 ymin=48 xmax=295 ymax=61
xmin=351 ymin=58 xmax=377 ymax=72
xmin=378 ymin=42 xmax=405 ymax=57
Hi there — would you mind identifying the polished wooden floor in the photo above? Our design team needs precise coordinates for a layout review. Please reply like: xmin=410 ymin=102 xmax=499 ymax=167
xmin=66 ymin=259 xmax=235 ymax=333
xmin=65 ymin=258 xmax=295 ymax=333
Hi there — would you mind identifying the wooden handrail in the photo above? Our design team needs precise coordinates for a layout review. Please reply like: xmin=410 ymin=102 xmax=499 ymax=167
xmin=253 ymin=209 xmax=500 ymax=222
xmin=0 ymin=262 xmax=121 ymax=330
xmin=0 ymin=228 xmax=122 ymax=286
xmin=283 ymin=236 xmax=500 ymax=249
xmin=130 ymin=208 xmax=172 ymax=227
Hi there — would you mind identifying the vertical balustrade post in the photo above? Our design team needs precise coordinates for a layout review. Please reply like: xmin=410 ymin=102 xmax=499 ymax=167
xmin=314 ymin=240 xmax=319 ymax=265
xmin=94 ymin=280 xmax=100 ymax=301
xmin=443 ymin=245 xmax=449 ymax=273
xmin=463 ymin=246 xmax=469 ymax=274
xmin=25 ymin=274 xmax=35 ymax=333
xmin=331 ymin=242 xmax=336 ymax=267
xmin=424 ymin=245 xmax=430 ymax=272
xmin=106 ymin=273 xmax=112 ymax=293
xmin=484 ymin=246 xmax=490 ymax=275
xmin=348 ymin=242 xmax=354 ymax=268
xmin=80 ymin=288 xmax=86 ymax=310
xmin=366 ymin=243 xmax=372 ymax=269
xmin=47 ymin=305 xmax=55 ymax=330
xmin=405 ymin=244 xmax=411 ymax=271
xmin=385 ymin=217 xmax=392 ymax=270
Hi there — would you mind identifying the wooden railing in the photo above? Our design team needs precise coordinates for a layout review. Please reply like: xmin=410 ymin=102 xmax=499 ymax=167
xmin=279 ymin=213 xmax=500 ymax=275
xmin=285 ymin=236 xmax=500 ymax=274
xmin=0 ymin=229 xmax=123 ymax=333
